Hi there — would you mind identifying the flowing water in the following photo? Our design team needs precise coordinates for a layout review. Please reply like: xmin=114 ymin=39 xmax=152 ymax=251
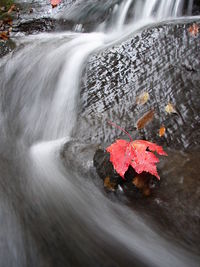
xmin=0 ymin=0 xmax=199 ymax=266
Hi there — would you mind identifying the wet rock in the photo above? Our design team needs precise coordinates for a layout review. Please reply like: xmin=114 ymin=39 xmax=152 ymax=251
xmin=93 ymin=147 xmax=158 ymax=196
xmin=0 ymin=38 xmax=15 ymax=57
xmin=60 ymin=139 xmax=98 ymax=176
xmin=2 ymin=1 xmax=200 ymax=36
xmin=1 ymin=0 xmax=200 ymax=36
xmin=12 ymin=17 xmax=57 ymax=34
xmin=11 ymin=0 xmax=121 ymax=34
xmin=93 ymin=148 xmax=122 ymax=184
xmin=77 ymin=19 xmax=200 ymax=151
xmin=131 ymin=149 xmax=200 ymax=253
xmin=193 ymin=0 xmax=200 ymax=15
xmin=58 ymin=0 xmax=121 ymax=32
xmin=13 ymin=0 xmax=71 ymax=21
xmin=61 ymin=140 xmax=200 ymax=252
xmin=11 ymin=0 xmax=74 ymax=34
xmin=61 ymin=140 xmax=158 ymax=197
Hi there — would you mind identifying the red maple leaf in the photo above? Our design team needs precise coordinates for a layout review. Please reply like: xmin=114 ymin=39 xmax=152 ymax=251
xmin=188 ymin=23 xmax=199 ymax=37
xmin=106 ymin=139 xmax=167 ymax=180
xmin=51 ymin=0 xmax=61 ymax=8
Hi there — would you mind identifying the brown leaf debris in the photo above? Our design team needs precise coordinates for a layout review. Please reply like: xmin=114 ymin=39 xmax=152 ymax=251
xmin=104 ymin=176 xmax=116 ymax=191
xmin=159 ymin=126 xmax=166 ymax=137
xmin=7 ymin=4 xmax=16 ymax=14
xmin=136 ymin=109 xmax=154 ymax=130
xmin=132 ymin=174 xmax=151 ymax=196
xmin=136 ymin=92 xmax=149 ymax=106
xmin=0 ymin=31 xmax=9 ymax=40
xmin=165 ymin=103 xmax=176 ymax=114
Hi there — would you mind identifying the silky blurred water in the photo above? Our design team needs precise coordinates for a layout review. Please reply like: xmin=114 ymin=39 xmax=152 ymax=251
xmin=0 ymin=0 xmax=199 ymax=266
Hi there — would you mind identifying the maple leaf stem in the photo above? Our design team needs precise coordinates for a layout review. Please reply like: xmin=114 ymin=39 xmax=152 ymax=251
xmin=107 ymin=120 xmax=133 ymax=142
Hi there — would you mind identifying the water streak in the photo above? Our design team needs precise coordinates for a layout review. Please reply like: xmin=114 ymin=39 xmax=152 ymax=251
xmin=41 ymin=0 xmax=193 ymax=141
xmin=43 ymin=33 xmax=104 ymax=139
xmin=109 ymin=0 xmax=192 ymax=34
xmin=116 ymin=0 xmax=133 ymax=30
xmin=1 ymin=0 xmax=198 ymax=266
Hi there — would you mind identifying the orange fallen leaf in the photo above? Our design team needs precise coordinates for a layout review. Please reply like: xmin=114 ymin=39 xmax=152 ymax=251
xmin=104 ymin=176 xmax=116 ymax=191
xmin=133 ymin=175 xmax=146 ymax=189
xmin=7 ymin=4 xmax=16 ymax=14
xmin=188 ymin=23 xmax=199 ymax=37
xmin=136 ymin=109 xmax=154 ymax=130
xmin=136 ymin=92 xmax=149 ymax=106
xmin=132 ymin=174 xmax=151 ymax=196
xmin=0 ymin=31 xmax=9 ymax=40
xmin=165 ymin=103 xmax=176 ymax=114
xmin=159 ymin=126 xmax=166 ymax=137
xmin=51 ymin=0 xmax=61 ymax=8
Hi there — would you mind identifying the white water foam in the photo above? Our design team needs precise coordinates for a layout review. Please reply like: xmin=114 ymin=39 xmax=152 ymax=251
xmin=37 ymin=0 xmax=194 ymax=141
xmin=43 ymin=33 xmax=105 ymax=139
xmin=29 ymin=138 xmax=200 ymax=267
xmin=26 ymin=1 xmax=199 ymax=266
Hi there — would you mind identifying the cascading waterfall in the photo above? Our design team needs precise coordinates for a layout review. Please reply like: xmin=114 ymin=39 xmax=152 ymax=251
xmin=0 ymin=0 xmax=199 ymax=266
xmin=110 ymin=0 xmax=194 ymax=32
xmin=43 ymin=33 xmax=104 ymax=139
xmin=39 ymin=0 xmax=195 ymax=141
xmin=115 ymin=0 xmax=134 ymax=30
xmin=187 ymin=0 xmax=194 ymax=14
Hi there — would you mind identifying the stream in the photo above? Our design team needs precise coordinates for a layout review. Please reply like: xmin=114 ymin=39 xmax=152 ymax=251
xmin=0 ymin=0 xmax=200 ymax=266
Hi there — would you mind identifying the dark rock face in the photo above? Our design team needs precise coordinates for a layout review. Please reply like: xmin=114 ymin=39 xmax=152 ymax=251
xmin=77 ymin=20 xmax=200 ymax=151
xmin=1 ymin=1 xmax=199 ymax=44
xmin=11 ymin=0 xmax=75 ymax=34
xmin=11 ymin=0 xmax=121 ymax=34
xmin=93 ymin=147 xmax=158 ymax=196
xmin=0 ymin=39 xmax=15 ymax=57
xmin=61 ymin=139 xmax=200 ymax=253
xmin=58 ymin=0 xmax=121 ymax=31
xmin=11 ymin=0 xmax=200 ymax=35
xmin=61 ymin=139 xmax=98 ymax=176
xmin=72 ymin=20 xmax=200 ymax=252
xmin=193 ymin=0 xmax=200 ymax=15
xmin=0 ymin=0 xmax=199 ymax=38
xmin=61 ymin=140 xmax=158 ymax=196
xmin=132 ymin=149 xmax=200 ymax=253
xmin=93 ymin=148 xmax=122 ymax=188
xmin=12 ymin=18 xmax=57 ymax=34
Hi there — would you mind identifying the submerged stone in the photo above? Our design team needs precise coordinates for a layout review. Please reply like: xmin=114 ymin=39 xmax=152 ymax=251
xmin=61 ymin=140 xmax=200 ymax=252
xmin=94 ymin=147 xmax=158 ymax=196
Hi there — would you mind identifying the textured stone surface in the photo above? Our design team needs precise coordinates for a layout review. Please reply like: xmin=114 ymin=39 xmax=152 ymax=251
xmin=12 ymin=0 xmax=121 ymax=34
xmin=77 ymin=20 xmax=200 ymax=151
xmin=132 ymin=149 xmax=200 ymax=253
xmin=0 ymin=39 xmax=15 ymax=57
